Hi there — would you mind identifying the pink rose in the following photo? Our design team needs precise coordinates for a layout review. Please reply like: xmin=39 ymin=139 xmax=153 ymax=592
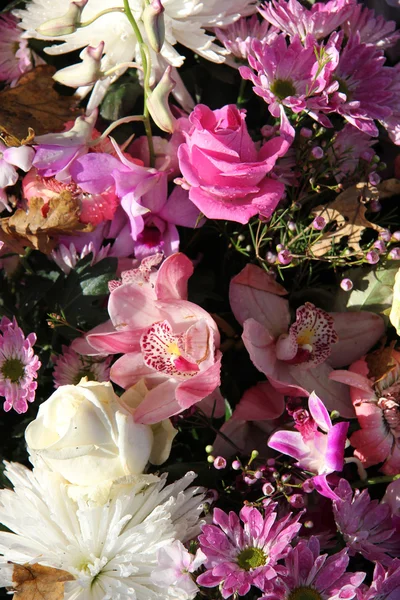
xmin=177 ymin=104 xmax=289 ymax=224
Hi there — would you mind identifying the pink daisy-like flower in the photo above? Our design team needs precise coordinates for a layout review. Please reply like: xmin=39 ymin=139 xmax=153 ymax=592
xmin=197 ymin=503 xmax=302 ymax=598
xmin=358 ymin=560 xmax=400 ymax=600
xmin=215 ymin=15 xmax=279 ymax=63
xmin=331 ymin=34 xmax=394 ymax=137
xmin=342 ymin=4 xmax=400 ymax=50
xmin=332 ymin=479 xmax=400 ymax=567
xmin=52 ymin=345 xmax=111 ymax=388
xmin=0 ymin=317 xmax=40 ymax=414
xmin=329 ymin=124 xmax=377 ymax=182
xmin=261 ymin=536 xmax=365 ymax=600
xmin=151 ymin=540 xmax=206 ymax=598
xmin=240 ymin=34 xmax=334 ymax=140
xmin=259 ymin=0 xmax=354 ymax=41
xmin=0 ymin=13 xmax=35 ymax=86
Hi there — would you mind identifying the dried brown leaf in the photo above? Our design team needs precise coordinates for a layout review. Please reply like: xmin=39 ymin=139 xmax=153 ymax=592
xmin=0 ymin=192 xmax=93 ymax=254
xmin=0 ymin=65 xmax=81 ymax=140
xmin=10 ymin=563 xmax=74 ymax=600
xmin=311 ymin=183 xmax=385 ymax=257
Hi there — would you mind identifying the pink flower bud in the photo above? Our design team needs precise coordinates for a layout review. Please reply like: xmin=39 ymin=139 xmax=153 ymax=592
xmin=265 ymin=251 xmax=277 ymax=264
xmin=366 ymin=250 xmax=380 ymax=264
xmin=340 ymin=278 xmax=353 ymax=291
xmin=393 ymin=231 xmax=400 ymax=241
xmin=389 ymin=247 xmax=400 ymax=260
xmin=312 ymin=216 xmax=326 ymax=230
xmin=311 ymin=146 xmax=323 ymax=159
xmin=373 ymin=240 xmax=386 ymax=254
xmin=369 ymin=172 xmax=381 ymax=186
xmin=142 ymin=0 xmax=165 ymax=53
xmin=379 ymin=229 xmax=392 ymax=242
xmin=147 ymin=66 xmax=177 ymax=133
xmin=300 ymin=127 xmax=312 ymax=138
xmin=232 ymin=460 xmax=241 ymax=470
xmin=36 ymin=0 xmax=88 ymax=36
xmin=302 ymin=478 xmax=314 ymax=493
xmin=289 ymin=494 xmax=305 ymax=508
xmin=278 ymin=249 xmax=292 ymax=265
xmin=213 ymin=456 xmax=226 ymax=470
xmin=262 ymin=482 xmax=275 ymax=496
xmin=53 ymin=42 xmax=104 ymax=87
xmin=287 ymin=221 xmax=296 ymax=232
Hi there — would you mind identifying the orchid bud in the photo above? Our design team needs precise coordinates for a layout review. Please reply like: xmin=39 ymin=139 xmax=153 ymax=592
xmin=36 ymin=0 xmax=88 ymax=36
xmin=142 ymin=0 xmax=165 ymax=53
xmin=53 ymin=42 xmax=104 ymax=88
xmin=147 ymin=66 xmax=177 ymax=133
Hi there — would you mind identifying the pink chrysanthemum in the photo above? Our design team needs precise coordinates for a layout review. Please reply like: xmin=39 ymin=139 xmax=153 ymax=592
xmin=0 ymin=14 xmax=35 ymax=86
xmin=259 ymin=0 xmax=354 ymax=41
xmin=329 ymin=124 xmax=377 ymax=182
xmin=261 ymin=536 xmax=365 ymax=600
xmin=197 ymin=503 xmax=302 ymax=598
xmin=332 ymin=479 xmax=400 ymax=567
xmin=342 ymin=4 xmax=400 ymax=50
xmin=52 ymin=345 xmax=111 ymax=388
xmin=0 ymin=317 xmax=40 ymax=413
xmin=240 ymin=35 xmax=334 ymax=138
xmin=358 ymin=560 xmax=400 ymax=600
xmin=215 ymin=15 xmax=279 ymax=62
xmin=331 ymin=34 xmax=394 ymax=136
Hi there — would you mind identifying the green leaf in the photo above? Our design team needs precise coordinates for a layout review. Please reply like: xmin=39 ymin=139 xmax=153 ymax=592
xmin=100 ymin=78 xmax=143 ymax=121
xmin=78 ymin=257 xmax=117 ymax=296
xmin=333 ymin=261 xmax=400 ymax=317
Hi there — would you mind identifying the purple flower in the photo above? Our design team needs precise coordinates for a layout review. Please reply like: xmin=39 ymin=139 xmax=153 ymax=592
xmin=0 ymin=13 xmax=36 ymax=86
xmin=0 ymin=317 xmax=41 ymax=414
xmin=240 ymin=35 xmax=334 ymax=141
xmin=215 ymin=15 xmax=279 ymax=63
xmin=332 ymin=34 xmax=394 ymax=137
xmin=342 ymin=4 xmax=400 ymax=50
xmin=261 ymin=536 xmax=365 ymax=600
xmin=333 ymin=479 xmax=400 ymax=566
xmin=268 ymin=392 xmax=349 ymax=499
xmin=259 ymin=0 xmax=354 ymax=41
xmin=52 ymin=345 xmax=111 ymax=388
xmin=358 ymin=560 xmax=400 ymax=600
xmin=329 ymin=124 xmax=377 ymax=182
xmin=197 ymin=503 xmax=302 ymax=598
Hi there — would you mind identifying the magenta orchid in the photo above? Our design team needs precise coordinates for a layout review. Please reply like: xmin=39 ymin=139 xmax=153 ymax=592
xmin=197 ymin=503 xmax=302 ymax=598
xmin=73 ymin=253 xmax=222 ymax=424
xmin=268 ymin=392 xmax=349 ymax=499
xmin=229 ymin=264 xmax=385 ymax=416
xmin=330 ymin=349 xmax=400 ymax=475
xmin=177 ymin=103 xmax=289 ymax=224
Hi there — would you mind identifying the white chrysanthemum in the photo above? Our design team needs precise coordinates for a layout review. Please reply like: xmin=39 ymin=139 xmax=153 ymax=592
xmin=0 ymin=462 xmax=204 ymax=600
xmin=14 ymin=0 xmax=257 ymax=109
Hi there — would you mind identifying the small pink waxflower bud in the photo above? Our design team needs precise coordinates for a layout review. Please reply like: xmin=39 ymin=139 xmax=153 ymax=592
xmin=302 ymin=479 xmax=314 ymax=493
xmin=369 ymin=171 xmax=381 ymax=186
xmin=213 ymin=456 xmax=227 ymax=470
xmin=232 ymin=460 xmax=241 ymax=470
xmin=311 ymin=146 xmax=323 ymax=159
xmin=300 ymin=127 xmax=312 ymax=138
xmin=389 ymin=247 xmax=400 ymax=260
xmin=36 ymin=0 xmax=88 ymax=36
xmin=254 ymin=470 xmax=263 ymax=479
xmin=147 ymin=65 xmax=177 ymax=133
xmin=366 ymin=250 xmax=380 ymax=264
xmin=340 ymin=278 xmax=353 ymax=292
xmin=266 ymin=458 xmax=275 ymax=466
xmin=369 ymin=199 xmax=382 ymax=212
xmin=304 ymin=520 xmax=314 ymax=529
xmin=278 ymin=249 xmax=292 ymax=265
xmin=265 ymin=251 xmax=277 ymax=264
xmin=393 ymin=231 xmax=400 ymax=241
xmin=380 ymin=229 xmax=392 ymax=242
xmin=312 ymin=216 xmax=326 ymax=230
xmin=262 ymin=482 xmax=275 ymax=496
xmin=142 ymin=0 xmax=165 ymax=53
xmin=374 ymin=240 xmax=386 ymax=254
xmin=287 ymin=221 xmax=296 ymax=232
xmin=244 ymin=474 xmax=257 ymax=485
xmin=289 ymin=494 xmax=305 ymax=508
xmin=53 ymin=42 xmax=104 ymax=87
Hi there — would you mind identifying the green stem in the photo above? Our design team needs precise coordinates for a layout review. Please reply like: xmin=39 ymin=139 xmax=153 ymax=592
xmin=80 ymin=7 xmax=126 ymax=28
xmin=236 ymin=78 xmax=247 ymax=107
xmin=353 ymin=474 xmax=400 ymax=489
xmin=123 ymin=0 xmax=155 ymax=166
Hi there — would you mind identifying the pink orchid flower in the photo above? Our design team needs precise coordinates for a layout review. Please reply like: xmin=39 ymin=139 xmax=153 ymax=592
xmin=73 ymin=253 xmax=222 ymax=424
xmin=330 ymin=348 xmax=400 ymax=475
xmin=268 ymin=392 xmax=349 ymax=499
xmin=0 ymin=141 xmax=35 ymax=210
xmin=229 ymin=264 xmax=385 ymax=417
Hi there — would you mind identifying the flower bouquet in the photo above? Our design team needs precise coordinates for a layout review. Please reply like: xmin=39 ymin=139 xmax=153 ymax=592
xmin=1 ymin=0 xmax=400 ymax=599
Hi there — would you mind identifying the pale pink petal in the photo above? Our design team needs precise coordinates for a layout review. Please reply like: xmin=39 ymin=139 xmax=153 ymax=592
xmin=308 ymin=391 xmax=332 ymax=432
xmin=242 ymin=318 xmax=277 ymax=376
xmin=133 ymin=378 xmax=181 ymax=424
xmin=268 ymin=429 xmax=309 ymax=461
xmin=0 ymin=159 xmax=18 ymax=188
xmin=110 ymin=352 xmax=165 ymax=389
xmin=275 ymin=333 xmax=298 ymax=361
xmin=184 ymin=319 xmax=213 ymax=363
xmin=329 ymin=369 xmax=377 ymax=403
xmin=230 ymin=265 xmax=290 ymax=338
xmin=158 ymin=299 xmax=220 ymax=343
xmin=71 ymin=320 xmax=117 ymax=356
xmin=155 ymin=252 xmax=194 ymax=301
xmin=3 ymin=146 xmax=35 ymax=171
xmin=175 ymin=352 xmax=222 ymax=410
xmin=233 ymin=381 xmax=285 ymax=421
xmin=108 ymin=283 xmax=162 ymax=329
xmin=198 ymin=388 xmax=225 ymax=418
xmin=87 ymin=329 xmax=142 ymax=354
xmin=328 ymin=312 xmax=385 ymax=368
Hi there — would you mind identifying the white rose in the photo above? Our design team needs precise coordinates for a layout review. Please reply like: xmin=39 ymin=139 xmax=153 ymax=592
xmin=25 ymin=380 xmax=155 ymax=487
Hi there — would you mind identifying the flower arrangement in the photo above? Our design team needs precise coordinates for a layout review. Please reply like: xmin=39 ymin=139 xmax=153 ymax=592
xmin=1 ymin=1 xmax=400 ymax=599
